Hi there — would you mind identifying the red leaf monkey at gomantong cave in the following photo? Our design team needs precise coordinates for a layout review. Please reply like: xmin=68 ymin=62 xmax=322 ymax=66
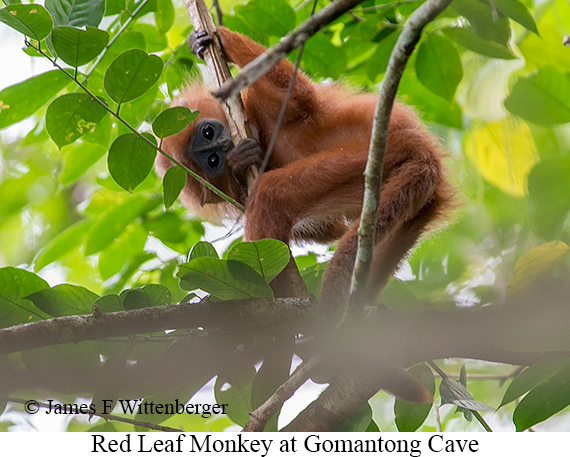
xmin=155 ymin=27 xmax=453 ymax=334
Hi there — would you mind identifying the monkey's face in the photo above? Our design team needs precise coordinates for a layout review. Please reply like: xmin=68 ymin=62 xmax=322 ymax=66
xmin=189 ymin=118 xmax=234 ymax=178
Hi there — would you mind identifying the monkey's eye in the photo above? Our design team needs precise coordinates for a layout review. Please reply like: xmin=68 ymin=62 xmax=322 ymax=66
xmin=207 ymin=152 xmax=221 ymax=169
xmin=201 ymin=124 xmax=215 ymax=141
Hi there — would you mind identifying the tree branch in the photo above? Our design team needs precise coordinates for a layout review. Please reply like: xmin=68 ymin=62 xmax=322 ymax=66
xmin=348 ymin=0 xmax=454 ymax=314
xmin=214 ymin=0 xmax=368 ymax=101
xmin=0 ymin=298 xmax=314 ymax=356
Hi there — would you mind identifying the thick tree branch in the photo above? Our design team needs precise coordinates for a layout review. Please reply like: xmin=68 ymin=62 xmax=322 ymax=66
xmin=214 ymin=0 xmax=368 ymax=100
xmin=0 ymin=298 xmax=314 ymax=356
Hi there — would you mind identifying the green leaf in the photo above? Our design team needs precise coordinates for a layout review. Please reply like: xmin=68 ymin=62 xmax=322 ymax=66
xmin=335 ymin=403 xmax=373 ymax=432
xmin=300 ymin=33 xmax=347 ymax=80
xmin=155 ymin=0 xmax=174 ymax=34
xmin=108 ymin=133 xmax=157 ymax=192
xmin=493 ymin=0 xmax=538 ymax=34
xmin=0 ymin=70 xmax=71 ymax=130
xmin=452 ymin=0 xmax=511 ymax=44
xmin=415 ymin=34 xmax=463 ymax=102
xmin=504 ymin=66 xmax=570 ymax=125
xmin=123 ymin=284 xmax=172 ymax=310
xmin=500 ymin=357 xmax=570 ymax=408
xmin=34 ymin=218 xmax=94 ymax=270
xmin=61 ymin=142 xmax=107 ymax=185
xmin=0 ymin=4 xmax=52 ymax=41
xmin=51 ymin=25 xmax=109 ymax=67
xmin=235 ymin=0 xmax=295 ymax=37
xmin=528 ymin=156 xmax=570 ymax=239
xmin=215 ymin=362 xmax=256 ymax=427
xmin=513 ymin=363 xmax=570 ymax=431
xmin=0 ymin=267 xmax=49 ymax=328
xmin=132 ymin=23 xmax=167 ymax=53
xmin=152 ymin=107 xmax=198 ymax=139
xmin=507 ymin=241 xmax=570 ymax=300
xmin=188 ymin=241 xmax=219 ymax=261
xmin=104 ymin=49 xmax=163 ymax=105
xmin=162 ymin=166 xmax=186 ymax=209
xmin=85 ymin=194 xmax=151 ymax=255
xmin=45 ymin=0 xmax=105 ymax=27
xmin=227 ymin=240 xmax=290 ymax=283
xmin=439 ymin=378 xmax=494 ymax=411
xmin=395 ymin=364 xmax=435 ymax=432
xmin=443 ymin=26 xmax=516 ymax=60
xmin=177 ymin=258 xmax=274 ymax=301
xmin=94 ymin=294 xmax=124 ymax=313
xmin=26 ymin=284 xmax=98 ymax=317
xmin=46 ymin=93 xmax=108 ymax=149
xmin=300 ymin=262 xmax=327 ymax=298
xmin=366 ymin=31 xmax=400 ymax=83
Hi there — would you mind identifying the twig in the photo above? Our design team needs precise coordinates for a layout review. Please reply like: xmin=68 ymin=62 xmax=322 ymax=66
xmin=348 ymin=0 xmax=453 ymax=315
xmin=242 ymin=356 xmax=320 ymax=432
xmin=214 ymin=0 xmax=368 ymax=101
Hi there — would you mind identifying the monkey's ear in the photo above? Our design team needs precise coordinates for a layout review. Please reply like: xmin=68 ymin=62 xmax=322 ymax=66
xmin=189 ymin=119 xmax=234 ymax=177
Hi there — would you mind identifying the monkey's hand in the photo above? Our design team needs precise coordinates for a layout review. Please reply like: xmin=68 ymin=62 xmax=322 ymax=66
xmin=225 ymin=138 xmax=264 ymax=199
xmin=189 ymin=30 xmax=213 ymax=59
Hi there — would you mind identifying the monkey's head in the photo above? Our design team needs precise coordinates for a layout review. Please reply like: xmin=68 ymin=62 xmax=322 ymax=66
xmin=156 ymin=85 xmax=242 ymax=221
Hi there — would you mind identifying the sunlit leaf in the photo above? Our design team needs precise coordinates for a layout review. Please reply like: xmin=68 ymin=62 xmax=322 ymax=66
xmin=235 ymin=0 xmax=295 ymax=37
xmin=162 ymin=166 xmax=186 ymax=209
xmin=493 ymin=0 xmax=538 ymax=34
xmin=177 ymin=258 xmax=274 ymax=301
xmin=465 ymin=117 xmax=539 ymax=197
xmin=0 ymin=70 xmax=70 ymax=130
xmin=108 ymin=133 xmax=157 ymax=192
xmin=0 ymin=267 xmax=49 ymax=328
xmin=507 ymin=241 xmax=570 ymax=300
xmin=45 ymin=0 xmax=105 ymax=27
xmin=443 ymin=26 xmax=516 ymax=59
xmin=300 ymin=33 xmax=347 ymax=79
xmin=34 ymin=219 xmax=94 ymax=270
xmin=504 ymin=66 xmax=570 ymax=125
xmin=60 ymin=142 xmax=106 ymax=185
xmin=104 ymin=49 xmax=163 ymax=105
xmin=415 ymin=33 xmax=462 ymax=102
xmin=51 ymin=25 xmax=109 ymax=67
xmin=227 ymin=239 xmax=290 ymax=283
xmin=152 ymin=107 xmax=198 ymax=139
xmin=46 ymin=93 xmax=108 ymax=149
xmin=155 ymin=0 xmax=174 ymax=34
xmin=528 ymin=156 xmax=570 ymax=239
xmin=452 ymin=0 xmax=511 ymax=44
xmin=26 ymin=284 xmax=98 ymax=317
xmin=188 ymin=241 xmax=219 ymax=261
xmin=0 ymin=4 xmax=52 ymax=41
xmin=85 ymin=194 xmax=152 ymax=255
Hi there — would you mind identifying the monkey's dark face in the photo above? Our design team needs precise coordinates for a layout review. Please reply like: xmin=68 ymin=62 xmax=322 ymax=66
xmin=189 ymin=119 xmax=234 ymax=177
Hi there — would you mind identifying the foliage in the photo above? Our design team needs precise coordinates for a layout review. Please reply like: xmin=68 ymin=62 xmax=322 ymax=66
xmin=0 ymin=0 xmax=570 ymax=433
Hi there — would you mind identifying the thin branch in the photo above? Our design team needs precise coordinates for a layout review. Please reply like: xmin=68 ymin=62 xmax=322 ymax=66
xmin=242 ymin=356 xmax=321 ymax=432
xmin=348 ymin=0 xmax=453 ymax=315
xmin=214 ymin=0 xmax=368 ymax=101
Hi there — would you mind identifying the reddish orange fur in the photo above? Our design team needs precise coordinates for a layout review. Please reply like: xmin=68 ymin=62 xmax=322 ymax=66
xmin=156 ymin=27 xmax=453 ymax=315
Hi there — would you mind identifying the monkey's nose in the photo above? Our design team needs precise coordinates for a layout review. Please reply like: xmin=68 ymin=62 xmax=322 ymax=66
xmin=218 ymin=137 xmax=230 ymax=150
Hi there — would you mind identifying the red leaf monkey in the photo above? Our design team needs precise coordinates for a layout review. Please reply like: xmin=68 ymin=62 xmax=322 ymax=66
xmin=156 ymin=27 xmax=452 ymax=320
